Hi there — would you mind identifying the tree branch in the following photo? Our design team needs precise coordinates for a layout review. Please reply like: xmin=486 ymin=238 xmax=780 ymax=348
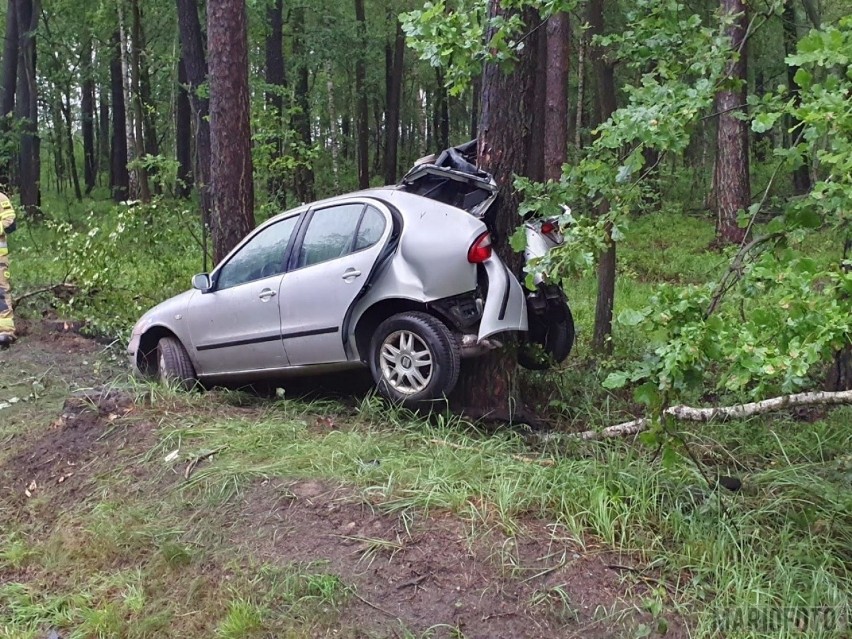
xmin=575 ymin=390 xmax=852 ymax=440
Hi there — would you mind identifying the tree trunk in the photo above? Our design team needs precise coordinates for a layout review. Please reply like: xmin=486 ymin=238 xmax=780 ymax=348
xmin=574 ymin=28 xmax=586 ymax=149
xmin=15 ymin=0 xmax=39 ymax=213
xmin=354 ymin=0 xmax=369 ymax=188
xmin=177 ymin=0 xmax=212 ymax=227
xmin=176 ymin=59 xmax=193 ymax=197
xmin=208 ymin=0 xmax=255 ymax=264
xmin=291 ymin=5 xmax=315 ymax=203
xmin=712 ymin=0 xmax=750 ymax=245
xmin=81 ymin=40 xmax=97 ymax=195
xmin=528 ymin=15 xmax=547 ymax=183
xmin=326 ymin=66 xmax=340 ymax=191
xmin=383 ymin=16 xmax=404 ymax=185
xmin=62 ymin=89 xmax=82 ymax=201
xmin=0 ymin=0 xmax=17 ymax=186
xmin=782 ymin=0 xmax=811 ymax=195
xmin=98 ymin=85 xmax=110 ymax=181
xmin=109 ymin=30 xmax=130 ymax=202
xmin=589 ymin=0 xmax=618 ymax=354
xmin=129 ymin=0 xmax=151 ymax=202
xmin=452 ymin=1 xmax=540 ymax=417
xmin=433 ymin=69 xmax=449 ymax=151
xmin=544 ymin=11 xmax=569 ymax=181
xmin=470 ymin=75 xmax=481 ymax=140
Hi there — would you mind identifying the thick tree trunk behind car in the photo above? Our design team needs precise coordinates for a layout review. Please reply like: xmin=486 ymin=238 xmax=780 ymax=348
xmin=451 ymin=1 xmax=539 ymax=417
xmin=208 ymin=0 xmax=255 ymax=264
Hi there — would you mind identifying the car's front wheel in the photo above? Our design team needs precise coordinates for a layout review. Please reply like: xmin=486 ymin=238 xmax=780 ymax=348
xmin=369 ymin=312 xmax=460 ymax=406
xmin=157 ymin=336 xmax=198 ymax=390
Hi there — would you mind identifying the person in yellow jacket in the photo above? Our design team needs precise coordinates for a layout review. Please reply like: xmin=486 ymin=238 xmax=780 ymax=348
xmin=0 ymin=192 xmax=16 ymax=347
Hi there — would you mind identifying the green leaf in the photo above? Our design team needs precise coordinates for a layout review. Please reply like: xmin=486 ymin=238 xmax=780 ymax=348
xmin=602 ymin=371 xmax=630 ymax=389
xmin=751 ymin=112 xmax=780 ymax=133
xmin=793 ymin=67 xmax=812 ymax=90
xmin=634 ymin=382 xmax=660 ymax=408
xmin=509 ymin=225 xmax=527 ymax=252
xmin=618 ymin=308 xmax=649 ymax=326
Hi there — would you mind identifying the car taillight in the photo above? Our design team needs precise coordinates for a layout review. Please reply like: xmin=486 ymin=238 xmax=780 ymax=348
xmin=541 ymin=220 xmax=558 ymax=235
xmin=467 ymin=232 xmax=492 ymax=263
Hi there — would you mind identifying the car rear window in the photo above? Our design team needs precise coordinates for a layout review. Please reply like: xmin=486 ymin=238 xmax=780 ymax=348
xmin=354 ymin=206 xmax=386 ymax=251
xmin=298 ymin=204 xmax=365 ymax=268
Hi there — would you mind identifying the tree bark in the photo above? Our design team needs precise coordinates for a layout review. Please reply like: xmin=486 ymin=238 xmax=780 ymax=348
xmin=98 ymin=85 xmax=110 ymax=180
xmin=326 ymin=65 xmax=340 ymax=191
xmin=469 ymin=75 xmax=481 ymax=140
xmin=544 ymin=11 xmax=569 ymax=181
xmin=109 ymin=29 xmax=130 ymax=202
xmin=176 ymin=59 xmax=193 ymax=198
xmin=354 ymin=0 xmax=370 ymax=188
xmin=291 ymin=5 xmax=315 ymax=203
xmin=208 ymin=0 xmax=255 ymax=264
xmin=452 ymin=1 xmax=540 ymax=417
xmin=433 ymin=69 xmax=449 ymax=151
xmin=0 ymin=0 xmax=18 ymax=186
xmin=527 ymin=14 xmax=546 ymax=183
xmin=264 ymin=0 xmax=285 ymax=203
xmin=81 ymin=39 xmax=97 ymax=195
xmin=589 ymin=0 xmax=618 ymax=354
xmin=177 ymin=0 xmax=212 ymax=227
xmin=782 ymin=0 xmax=810 ymax=195
xmin=129 ymin=0 xmax=151 ymax=202
xmin=15 ymin=0 xmax=39 ymax=213
xmin=712 ymin=0 xmax=750 ymax=245
xmin=383 ymin=16 xmax=404 ymax=184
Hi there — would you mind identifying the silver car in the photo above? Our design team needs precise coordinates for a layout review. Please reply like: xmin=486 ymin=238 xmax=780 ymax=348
xmin=129 ymin=144 xmax=573 ymax=405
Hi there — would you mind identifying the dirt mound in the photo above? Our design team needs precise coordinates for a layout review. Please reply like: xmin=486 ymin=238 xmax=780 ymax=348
xmin=235 ymin=480 xmax=682 ymax=639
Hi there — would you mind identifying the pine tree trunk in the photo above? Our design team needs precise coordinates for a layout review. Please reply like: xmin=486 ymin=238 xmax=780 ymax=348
xmin=176 ymin=59 xmax=193 ymax=198
xmin=109 ymin=30 xmax=130 ymax=202
xmin=326 ymin=65 xmax=340 ymax=191
xmin=433 ymin=69 xmax=449 ymax=151
xmin=0 ymin=0 xmax=18 ymax=186
xmin=544 ymin=11 xmax=569 ymax=181
xmin=15 ymin=0 xmax=39 ymax=213
xmin=354 ymin=0 xmax=370 ymax=188
xmin=452 ymin=1 xmax=540 ymax=417
xmin=712 ymin=0 xmax=750 ymax=245
xmin=589 ymin=0 xmax=618 ymax=354
xmin=383 ymin=17 xmax=404 ymax=185
xmin=528 ymin=14 xmax=546 ymax=183
xmin=98 ymin=85 xmax=110 ymax=180
xmin=177 ymin=0 xmax=212 ymax=227
xmin=129 ymin=0 xmax=151 ymax=202
xmin=208 ymin=0 xmax=255 ymax=264
xmin=291 ymin=6 xmax=315 ymax=203
xmin=81 ymin=40 xmax=97 ymax=195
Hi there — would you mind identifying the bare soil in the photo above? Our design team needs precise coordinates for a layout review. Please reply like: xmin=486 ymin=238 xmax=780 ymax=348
xmin=0 ymin=321 xmax=683 ymax=638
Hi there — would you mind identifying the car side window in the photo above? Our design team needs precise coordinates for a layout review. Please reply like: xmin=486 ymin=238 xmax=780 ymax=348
xmin=216 ymin=215 xmax=299 ymax=290
xmin=354 ymin=206 xmax=387 ymax=251
xmin=297 ymin=204 xmax=365 ymax=268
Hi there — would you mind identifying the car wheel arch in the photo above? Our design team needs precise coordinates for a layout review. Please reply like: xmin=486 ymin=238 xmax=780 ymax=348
xmin=137 ymin=327 xmax=184 ymax=377
xmin=353 ymin=298 xmax=429 ymax=363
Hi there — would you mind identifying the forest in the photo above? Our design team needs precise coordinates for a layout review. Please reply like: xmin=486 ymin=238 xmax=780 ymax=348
xmin=0 ymin=0 xmax=851 ymax=637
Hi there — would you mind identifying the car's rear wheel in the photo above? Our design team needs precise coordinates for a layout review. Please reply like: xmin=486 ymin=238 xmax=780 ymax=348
xmin=369 ymin=312 xmax=460 ymax=406
xmin=157 ymin=336 xmax=198 ymax=390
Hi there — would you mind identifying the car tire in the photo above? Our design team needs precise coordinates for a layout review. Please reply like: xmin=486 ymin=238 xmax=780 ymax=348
xmin=157 ymin=336 xmax=198 ymax=390
xmin=519 ymin=297 xmax=575 ymax=371
xmin=369 ymin=311 xmax=460 ymax=406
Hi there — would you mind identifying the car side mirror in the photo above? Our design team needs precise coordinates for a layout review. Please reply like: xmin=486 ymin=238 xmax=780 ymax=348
xmin=192 ymin=273 xmax=212 ymax=293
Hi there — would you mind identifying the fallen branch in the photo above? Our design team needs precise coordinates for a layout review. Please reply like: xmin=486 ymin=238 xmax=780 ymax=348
xmin=12 ymin=282 xmax=77 ymax=309
xmin=576 ymin=390 xmax=852 ymax=440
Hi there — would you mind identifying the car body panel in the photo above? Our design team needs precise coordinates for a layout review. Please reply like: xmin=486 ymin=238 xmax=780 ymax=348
xmin=186 ymin=273 xmax=289 ymax=374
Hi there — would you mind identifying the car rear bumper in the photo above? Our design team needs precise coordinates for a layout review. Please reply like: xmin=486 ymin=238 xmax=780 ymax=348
xmin=478 ymin=255 xmax=528 ymax=340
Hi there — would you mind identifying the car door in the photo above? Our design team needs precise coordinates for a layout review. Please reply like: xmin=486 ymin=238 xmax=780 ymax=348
xmin=186 ymin=214 xmax=301 ymax=376
xmin=279 ymin=201 xmax=391 ymax=366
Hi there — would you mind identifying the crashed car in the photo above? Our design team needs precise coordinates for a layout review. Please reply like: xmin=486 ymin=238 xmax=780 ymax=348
xmin=129 ymin=142 xmax=573 ymax=405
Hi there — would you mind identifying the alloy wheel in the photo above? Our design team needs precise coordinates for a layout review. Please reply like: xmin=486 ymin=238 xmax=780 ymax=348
xmin=379 ymin=330 xmax=434 ymax=394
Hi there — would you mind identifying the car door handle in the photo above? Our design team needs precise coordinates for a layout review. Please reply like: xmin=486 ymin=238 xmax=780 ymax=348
xmin=258 ymin=288 xmax=277 ymax=301
xmin=342 ymin=268 xmax=362 ymax=281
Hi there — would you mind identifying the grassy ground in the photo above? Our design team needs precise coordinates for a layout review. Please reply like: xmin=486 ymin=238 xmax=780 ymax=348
xmin=2 ymin=202 xmax=850 ymax=637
